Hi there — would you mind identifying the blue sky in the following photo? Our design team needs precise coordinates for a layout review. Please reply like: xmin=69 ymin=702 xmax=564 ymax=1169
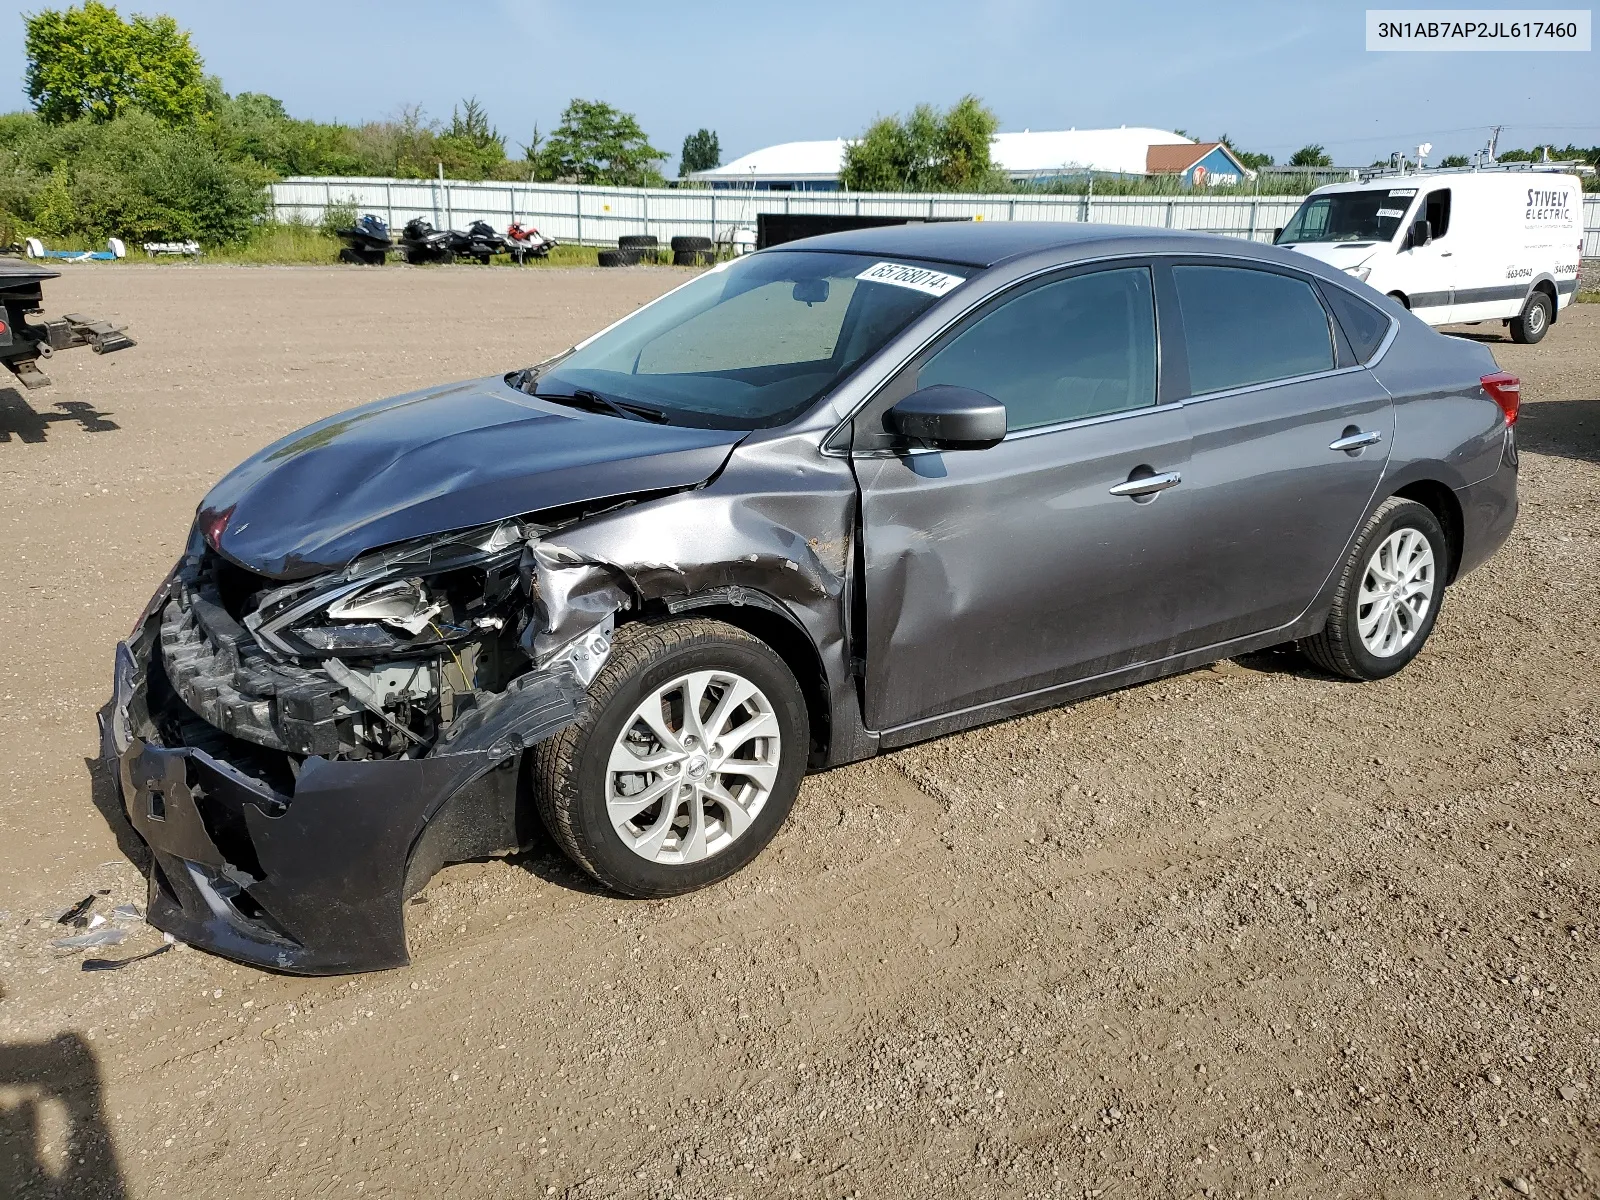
xmin=2 ymin=0 xmax=1596 ymax=170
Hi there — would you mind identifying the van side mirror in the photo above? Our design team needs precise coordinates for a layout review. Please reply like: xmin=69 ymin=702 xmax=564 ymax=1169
xmin=1271 ymin=226 xmax=1284 ymax=243
xmin=886 ymin=385 xmax=1006 ymax=449
xmin=1410 ymin=218 xmax=1432 ymax=248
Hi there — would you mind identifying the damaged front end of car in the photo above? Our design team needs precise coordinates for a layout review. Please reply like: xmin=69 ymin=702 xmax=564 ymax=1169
xmin=101 ymin=513 xmax=633 ymax=975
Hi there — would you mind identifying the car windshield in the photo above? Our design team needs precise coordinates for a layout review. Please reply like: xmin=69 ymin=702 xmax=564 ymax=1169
xmin=528 ymin=250 xmax=966 ymax=429
xmin=1277 ymin=188 xmax=1417 ymax=244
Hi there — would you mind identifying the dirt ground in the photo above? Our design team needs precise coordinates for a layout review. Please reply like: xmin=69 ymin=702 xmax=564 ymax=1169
xmin=0 ymin=264 xmax=1596 ymax=1200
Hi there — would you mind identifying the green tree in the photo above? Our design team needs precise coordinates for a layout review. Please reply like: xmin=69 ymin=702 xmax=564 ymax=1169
xmin=434 ymin=96 xmax=507 ymax=179
xmin=1217 ymin=133 xmax=1272 ymax=170
xmin=24 ymin=1 xmax=208 ymax=125
xmin=8 ymin=108 xmax=267 ymax=242
xmin=840 ymin=95 xmax=1003 ymax=192
xmin=1288 ymin=144 xmax=1332 ymax=167
xmin=1439 ymin=154 xmax=1470 ymax=168
xmin=679 ymin=128 xmax=720 ymax=176
xmin=534 ymin=100 xmax=665 ymax=186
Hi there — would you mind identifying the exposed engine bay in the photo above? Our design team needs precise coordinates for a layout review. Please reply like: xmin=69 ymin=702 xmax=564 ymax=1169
xmin=160 ymin=513 xmax=629 ymax=765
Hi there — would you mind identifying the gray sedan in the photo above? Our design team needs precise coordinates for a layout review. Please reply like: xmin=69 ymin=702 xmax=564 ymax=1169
xmin=106 ymin=223 xmax=1519 ymax=973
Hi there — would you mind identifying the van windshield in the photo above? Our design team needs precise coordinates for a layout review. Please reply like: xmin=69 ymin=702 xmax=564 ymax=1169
xmin=524 ymin=250 xmax=965 ymax=430
xmin=1276 ymin=189 xmax=1416 ymax=245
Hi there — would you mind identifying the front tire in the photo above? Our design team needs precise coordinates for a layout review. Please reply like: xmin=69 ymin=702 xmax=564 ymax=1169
xmin=1298 ymin=496 xmax=1447 ymax=681
xmin=1509 ymin=291 xmax=1551 ymax=344
xmin=533 ymin=619 xmax=809 ymax=897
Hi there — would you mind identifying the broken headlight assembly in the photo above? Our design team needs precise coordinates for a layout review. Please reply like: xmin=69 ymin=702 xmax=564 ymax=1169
xmin=243 ymin=521 xmax=527 ymax=660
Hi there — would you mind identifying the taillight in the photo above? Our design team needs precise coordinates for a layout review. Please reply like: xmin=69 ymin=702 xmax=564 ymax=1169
xmin=1481 ymin=372 xmax=1520 ymax=425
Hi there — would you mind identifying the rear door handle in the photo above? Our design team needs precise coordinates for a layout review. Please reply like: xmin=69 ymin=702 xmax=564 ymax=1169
xmin=1109 ymin=470 xmax=1182 ymax=498
xmin=1329 ymin=430 xmax=1384 ymax=451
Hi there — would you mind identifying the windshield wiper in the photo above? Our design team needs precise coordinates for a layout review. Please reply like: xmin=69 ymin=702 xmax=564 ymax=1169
xmin=535 ymin=387 xmax=669 ymax=424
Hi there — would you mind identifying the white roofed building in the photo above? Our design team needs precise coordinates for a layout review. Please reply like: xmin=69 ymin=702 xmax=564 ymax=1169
xmin=689 ymin=127 xmax=1234 ymax=191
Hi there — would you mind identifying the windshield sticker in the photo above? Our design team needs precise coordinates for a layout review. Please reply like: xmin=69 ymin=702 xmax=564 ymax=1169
xmin=1376 ymin=208 xmax=1407 ymax=219
xmin=1388 ymin=189 xmax=1417 ymax=197
xmin=856 ymin=261 xmax=965 ymax=296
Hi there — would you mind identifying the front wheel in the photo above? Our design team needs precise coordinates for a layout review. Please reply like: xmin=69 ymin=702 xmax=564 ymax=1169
xmin=1298 ymin=496 xmax=1447 ymax=681
xmin=1509 ymin=291 xmax=1551 ymax=344
xmin=533 ymin=619 xmax=809 ymax=897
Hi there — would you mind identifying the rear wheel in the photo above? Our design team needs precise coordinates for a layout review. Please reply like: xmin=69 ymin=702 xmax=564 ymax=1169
xmin=533 ymin=619 xmax=809 ymax=897
xmin=1509 ymin=291 xmax=1551 ymax=344
xmin=1298 ymin=496 xmax=1447 ymax=681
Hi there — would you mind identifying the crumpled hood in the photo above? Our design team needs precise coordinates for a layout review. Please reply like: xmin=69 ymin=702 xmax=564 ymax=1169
xmin=200 ymin=377 xmax=745 ymax=579
xmin=1279 ymin=242 xmax=1381 ymax=272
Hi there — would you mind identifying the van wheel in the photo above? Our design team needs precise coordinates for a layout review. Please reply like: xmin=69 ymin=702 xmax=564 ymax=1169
xmin=1509 ymin=291 xmax=1551 ymax=344
xmin=1387 ymin=291 xmax=1410 ymax=310
xmin=532 ymin=618 xmax=809 ymax=898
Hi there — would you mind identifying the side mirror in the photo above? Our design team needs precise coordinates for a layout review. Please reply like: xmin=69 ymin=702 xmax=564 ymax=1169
xmin=886 ymin=385 xmax=1006 ymax=450
xmin=1272 ymin=226 xmax=1284 ymax=243
xmin=1410 ymin=218 xmax=1431 ymax=248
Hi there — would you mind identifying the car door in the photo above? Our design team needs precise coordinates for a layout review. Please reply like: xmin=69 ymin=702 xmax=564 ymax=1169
xmin=851 ymin=262 xmax=1194 ymax=732
xmin=1398 ymin=187 xmax=1456 ymax=322
xmin=1164 ymin=261 xmax=1394 ymax=649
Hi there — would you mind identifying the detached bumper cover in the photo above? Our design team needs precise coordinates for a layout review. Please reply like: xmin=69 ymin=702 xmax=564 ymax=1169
xmin=102 ymin=617 xmax=583 ymax=975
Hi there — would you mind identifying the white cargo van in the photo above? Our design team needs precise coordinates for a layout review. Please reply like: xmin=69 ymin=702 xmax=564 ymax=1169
xmin=1275 ymin=167 xmax=1583 ymax=344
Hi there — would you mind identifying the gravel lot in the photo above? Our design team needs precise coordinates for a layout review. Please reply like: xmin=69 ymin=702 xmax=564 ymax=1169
xmin=1 ymin=265 xmax=1596 ymax=1200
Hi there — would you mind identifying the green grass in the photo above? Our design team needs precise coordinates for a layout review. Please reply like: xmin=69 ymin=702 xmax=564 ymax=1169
xmin=1577 ymin=290 xmax=1599 ymax=304
xmin=206 ymin=221 xmax=344 ymax=264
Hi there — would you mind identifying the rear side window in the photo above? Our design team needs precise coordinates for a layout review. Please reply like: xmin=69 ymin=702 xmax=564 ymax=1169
xmin=1322 ymin=285 xmax=1391 ymax=363
xmin=918 ymin=267 xmax=1157 ymax=431
xmin=1173 ymin=265 xmax=1335 ymax=395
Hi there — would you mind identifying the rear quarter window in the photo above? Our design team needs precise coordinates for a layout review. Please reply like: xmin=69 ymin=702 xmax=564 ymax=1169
xmin=1320 ymin=284 xmax=1392 ymax=364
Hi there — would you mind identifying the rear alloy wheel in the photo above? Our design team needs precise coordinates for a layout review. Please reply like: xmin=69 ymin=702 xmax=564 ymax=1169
xmin=533 ymin=619 xmax=808 ymax=897
xmin=1298 ymin=496 xmax=1447 ymax=681
xmin=1510 ymin=290 xmax=1551 ymax=344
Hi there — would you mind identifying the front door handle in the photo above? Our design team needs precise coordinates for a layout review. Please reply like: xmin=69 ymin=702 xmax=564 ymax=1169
xmin=1329 ymin=430 xmax=1384 ymax=452
xmin=1109 ymin=470 xmax=1182 ymax=498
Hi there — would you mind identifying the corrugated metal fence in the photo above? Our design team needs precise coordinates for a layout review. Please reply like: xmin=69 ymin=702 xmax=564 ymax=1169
xmin=270 ymin=176 xmax=1600 ymax=257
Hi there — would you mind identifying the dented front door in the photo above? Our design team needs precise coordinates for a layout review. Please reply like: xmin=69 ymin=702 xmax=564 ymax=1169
xmin=854 ymin=407 xmax=1192 ymax=731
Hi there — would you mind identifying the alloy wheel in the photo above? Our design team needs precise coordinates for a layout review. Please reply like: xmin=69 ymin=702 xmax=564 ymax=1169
xmin=1357 ymin=528 xmax=1436 ymax=658
xmin=606 ymin=670 xmax=782 ymax=864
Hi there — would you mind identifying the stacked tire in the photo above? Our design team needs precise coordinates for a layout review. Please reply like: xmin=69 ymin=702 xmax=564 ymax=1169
xmin=597 ymin=234 xmax=716 ymax=268
xmin=671 ymin=236 xmax=715 ymax=267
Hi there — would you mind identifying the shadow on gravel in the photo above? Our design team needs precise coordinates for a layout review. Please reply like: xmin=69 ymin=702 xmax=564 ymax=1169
xmin=1231 ymin=643 xmax=1333 ymax=680
xmin=1515 ymin=397 xmax=1600 ymax=467
xmin=0 ymin=1033 xmax=128 ymax=1199
xmin=1441 ymin=327 xmax=1510 ymax=344
xmin=509 ymin=842 xmax=614 ymax=897
xmin=0 ymin=388 xmax=119 ymax=444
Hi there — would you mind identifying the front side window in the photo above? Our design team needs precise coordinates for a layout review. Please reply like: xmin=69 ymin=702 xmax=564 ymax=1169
xmin=1422 ymin=189 xmax=1451 ymax=239
xmin=1174 ymin=265 xmax=1335 ymax=395
xmin=917 ymin=267 xmax=1157 ymax=432
xmin=1277 ymin=188 xmax=1417 ymax=245
xmin=532 ymin=250 xmax=964 ymax=429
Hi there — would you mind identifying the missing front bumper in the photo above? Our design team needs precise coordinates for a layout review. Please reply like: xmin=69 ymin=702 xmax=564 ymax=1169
xmin=103 ymin=627 xmax=583 ymax=975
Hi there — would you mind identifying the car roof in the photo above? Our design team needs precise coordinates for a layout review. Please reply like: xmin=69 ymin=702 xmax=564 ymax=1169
xmin=764 ymin=220 xmax=1269 ymax=269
